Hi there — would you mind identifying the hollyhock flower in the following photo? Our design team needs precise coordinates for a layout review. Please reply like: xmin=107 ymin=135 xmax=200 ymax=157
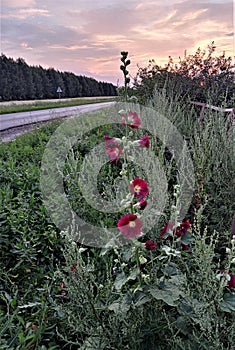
xmin=134 ymin=135 xmax=150 ymax=149
xmin=145 ymin=240 xmax=157 ymax=250
xmin=175 ymin=220 xmax=191 ymax=237
xmin=104 ymin=135 xmax=121 ymax=148
xmin=121 ymin=110 xmax=142 ymax=129
xmin=129 ymin=178 xmax=149 ymax=200
xmin=104 ymin=135 xmax=123 ymax=163
xmin=137 ymin=199 xmax=148 ymax=210
xmin=160 ymin=222 xmax=174 ymax=240
xmin=117 ymin=214 xmax=143 ymax=238
xmin=228 ymin=273 xmax=235 ymax=288
xmin=181 ymin=243 xmax=189 ymax=251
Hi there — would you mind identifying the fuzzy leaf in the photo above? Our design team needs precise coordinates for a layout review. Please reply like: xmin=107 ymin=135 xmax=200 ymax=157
xmin=149 ymin=276 xmax=185 ymax=306
xmin=114 ymin=269 xmax=138 ymax=291
xmin=219 ymin=293 xmax=235 ymax=312
xmin=181 ymin=233 xmax=195 ymax=245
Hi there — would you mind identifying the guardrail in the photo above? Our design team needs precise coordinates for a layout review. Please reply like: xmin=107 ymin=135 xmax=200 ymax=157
xmin=190 ymin=101 xmax=235 ymax=131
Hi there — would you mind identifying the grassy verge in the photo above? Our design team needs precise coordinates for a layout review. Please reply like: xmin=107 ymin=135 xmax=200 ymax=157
xmin=0 ymin=93 xmax=234 ymax=349
xmin=0 ymin=97 xmax=117 ymax=114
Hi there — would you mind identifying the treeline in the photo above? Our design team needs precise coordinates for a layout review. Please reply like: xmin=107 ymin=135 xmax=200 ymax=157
xmin=0 ymin=54 xmax=117 ymax=101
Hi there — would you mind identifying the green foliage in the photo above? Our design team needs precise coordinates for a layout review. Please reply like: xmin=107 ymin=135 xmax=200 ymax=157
xmin=133 ymin=42 xmax=235 ymax=107
xmin=0 ymin=65 xmax=234 ymax=349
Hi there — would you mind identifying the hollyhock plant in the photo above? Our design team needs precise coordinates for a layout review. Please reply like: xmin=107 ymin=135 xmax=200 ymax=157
xmin=129 ymin=178 xmax=149 ymax=200
xmin=145 ymin=240 xmax=157 ymax=251
xmin=121 ymin=110 xmax=142 ymax=129
xmin=117 ymin=214 xmax=143 ymax=238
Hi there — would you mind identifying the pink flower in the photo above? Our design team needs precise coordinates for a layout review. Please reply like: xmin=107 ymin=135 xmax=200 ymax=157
xmin=117 ymin=214 xmax=143 ymax=238
xmin=145 ymin=240 xmax=157 ymax=250
xmin=129 ymin=178 xmax=149 ymax=200
xmin=121 ymin=110 xmax=142 ymax=129
xmin=160 ymin=222 xmax=174 ymax=240
xmin=135 ymin=135 xmax=150 ymax=148
xmin=104 ymin=135 xmax=123 ymax=164
xmin=137 ymin=199 xmax=148 ymax=210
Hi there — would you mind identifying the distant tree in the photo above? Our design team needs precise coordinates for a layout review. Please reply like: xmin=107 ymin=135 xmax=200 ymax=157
xmin=0 ymin=54 xmax=117 ymax=101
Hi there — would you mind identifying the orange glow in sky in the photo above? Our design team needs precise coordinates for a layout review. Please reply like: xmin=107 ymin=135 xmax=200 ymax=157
xmin=1 ymin=0 xmax=234 ymax=85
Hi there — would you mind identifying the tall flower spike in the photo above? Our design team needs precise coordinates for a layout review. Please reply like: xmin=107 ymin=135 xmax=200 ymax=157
xmin=121 ymin=110 xmax=142 ymax=129
xmin=117 ymin=214 xmax=143 ymax=238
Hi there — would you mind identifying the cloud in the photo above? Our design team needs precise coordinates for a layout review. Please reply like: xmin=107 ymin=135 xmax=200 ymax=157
xmin=2 ymin=8 xmax=50 ymax=19
xmin=1 ymin=0 xmax=234 ymax=84
xmin=2 ymin=0 xmax=36 ymax=8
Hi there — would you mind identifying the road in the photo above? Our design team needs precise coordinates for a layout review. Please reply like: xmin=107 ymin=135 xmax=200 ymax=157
xmin=0 ymin=101 xmax=115 ymax=131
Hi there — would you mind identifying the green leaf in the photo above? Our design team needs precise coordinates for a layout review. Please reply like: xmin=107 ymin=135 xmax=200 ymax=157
xmin=161 ymin=262 xmax=181 ymax=276
xmin=181 ymin=233 xmax=195 ymax=245
xmin=114 ymin=269 xmax=138 ymax=291
xmin=108 ymin=294 xmax=132 ymax=315
xmin=133 ymin=291 xmax=151 ymax=307
xmin=79 ymin=335 xmax=106 ymax=350
xmin=149 ymin=276 xmax=185 ymax=306
xmin=219 ymin=293 xmax=235 ymax=312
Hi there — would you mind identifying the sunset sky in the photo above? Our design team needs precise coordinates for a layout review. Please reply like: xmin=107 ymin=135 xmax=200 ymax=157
xmin=1 ymin=0 xmax=234 ymax=85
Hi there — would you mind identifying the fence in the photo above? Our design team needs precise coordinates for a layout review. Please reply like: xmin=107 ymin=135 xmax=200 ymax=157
xmin=190 ymin=101 xmax=235 ymax=131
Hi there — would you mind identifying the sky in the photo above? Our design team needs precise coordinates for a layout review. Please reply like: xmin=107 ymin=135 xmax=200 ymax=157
xmin=1 ymin=0 xmax=234 ymax=85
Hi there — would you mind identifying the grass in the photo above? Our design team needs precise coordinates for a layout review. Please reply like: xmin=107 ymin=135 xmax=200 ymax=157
xmin=0 ymin=97 xmax=117 ymax=114
xmin=0 ymin=91 xmax=234 ymax=349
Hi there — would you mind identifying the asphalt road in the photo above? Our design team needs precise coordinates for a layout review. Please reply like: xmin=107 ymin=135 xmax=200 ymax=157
xmin=0 ymin=101 xmax=115 ymax=131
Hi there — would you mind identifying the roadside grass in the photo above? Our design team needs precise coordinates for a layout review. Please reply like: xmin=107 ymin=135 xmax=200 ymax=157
xmin=0 ymin=92 xmax=234 ymax=349
xmin=0 ymin=97 xmax=117 ymax=114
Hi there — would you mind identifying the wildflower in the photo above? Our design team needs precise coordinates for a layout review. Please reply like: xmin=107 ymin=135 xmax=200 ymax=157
xmin=160 ymin=222 xmax=174 ymax=240
xmin=134 ymin=135 xmax=150 ymax=148
xmin=121 ymin=110 xmax=142 ymax=129
xmin=104 ymin=135 xmax=123 ymax=163
xmin=145 ymin=240 xmax=157 ymax=250
xmin=175 ymin=220 xmax=191 ymax=237
xmin=137 ymin=199 xmax=148 ymax=210
xmin=181 ymin=243 xmax=189 ymax=251
xmin=129 ymin=178 xmax=149 ymax=200
xmin=117 ymin=214 xmax=143 ymax=238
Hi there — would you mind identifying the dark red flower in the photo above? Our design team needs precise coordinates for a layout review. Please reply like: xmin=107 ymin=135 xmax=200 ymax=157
xmin=145 ymin=240 xmax=157 ymax=250
xmin=117 ymin=214 xmax=143 ymax=238
xmin=121 ymin=110 xmax=142 ymax=129
xmin=160 ymin=222 xmax=174 ymax=240
xmin=135 ymin=135 xmax=150 ymax=148
xmin=137 ymin=199 xmax=148 ymax=210
xmin=175 ymin=220 xmax=191 ymax=237
xmin=180 ymin=243 xmax=189 ymax=250
xmin=129 ymin=178 xmax=149 ymax=200
xmin=104 ymin=135 xmax=123 ymax=163
xmin=228 ymin=273 xmax=235 ymax=288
